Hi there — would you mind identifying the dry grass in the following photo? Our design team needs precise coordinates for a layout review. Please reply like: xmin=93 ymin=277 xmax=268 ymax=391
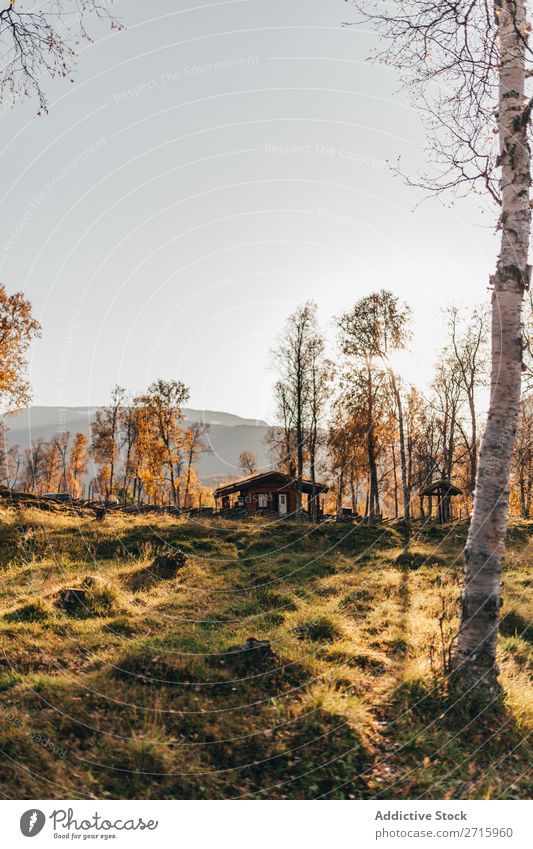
xmin=0 ymin=506 xmax=530 ymax=799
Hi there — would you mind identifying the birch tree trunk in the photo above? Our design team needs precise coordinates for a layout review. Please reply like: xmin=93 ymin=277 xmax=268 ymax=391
xmin=391 ymin=443 xmax=399 ymax=518
xmin=454 ymin=0 xmax=531 ymax=696
xmin=366 ymin=361 xmax=380 ymax=523
xmin=391 ymin=372 xmax=411 ymax=526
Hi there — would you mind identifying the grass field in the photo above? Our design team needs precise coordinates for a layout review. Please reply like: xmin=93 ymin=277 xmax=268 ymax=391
xmin=0 ymin=505 xmax=531 ymax=800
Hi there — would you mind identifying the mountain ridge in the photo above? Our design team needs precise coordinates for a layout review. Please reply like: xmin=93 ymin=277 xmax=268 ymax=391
xmin=1 ymin=406 xmax=272 ymax=484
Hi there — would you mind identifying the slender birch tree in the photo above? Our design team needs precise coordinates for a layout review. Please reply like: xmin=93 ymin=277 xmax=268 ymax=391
xmin=183 ymin=421 xmax=211 ymax=508
xmin=446 ymin=306 xmax=489 ymax=499
xmin=511 ymin=394 xmax=533 ymax=517
xmin=272 ymin=302 xmax=318 ymax=517
xmin=91 ymin=385 xmax=126 ymax=498
xmin=338 ymin=290 xmax=410 ymax=524
xmin=352 ymin=0 xmax=532 ymax=698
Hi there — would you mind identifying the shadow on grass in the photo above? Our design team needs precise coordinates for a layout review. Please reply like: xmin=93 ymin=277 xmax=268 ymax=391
xmin=500 ymin=611 xmax=533 ymax=643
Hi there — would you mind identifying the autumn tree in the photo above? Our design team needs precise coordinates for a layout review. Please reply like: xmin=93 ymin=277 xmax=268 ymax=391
xmin=272 ymin=303 xmax=315 ymax=515
xmin=338 ymin=291 xmax=410 ymax=524
xmin=42 ymin=438 xmax=61 ymax=492
xmin=54 ymin=431 xmax=70 ymax=493
xmin=511 ymin=395 xmax=533 ymax=518
xmin=352 ymin=0 xmax=532 ymax=698
xmin=0 ymin=285 xmax=41 ymax=414
xmin=404 ymin=387 xmax=435 ymax=518
xmin=272 ymin=302 xmax=328 ymax=518
xmin=135 ymin=379 xmax=190 ymax=508
xmin=388 ymin=374 xmax=411 ymax=525
xmin=239 ymin=450 xmax=258 ymax=476
xmin=307 ymin=329 xmax=333 ymax=522
xmin=327 ymin=409 xmax=365 ymax=516
xmin=0 ymin=422 xmax=20 ymax=488
xmin=22 ymin=437 xmax=47 ymax=493
xmin=446 ymin=306 xmax=488 ymax=498
xmin=430 ymin=354 xmax=465 ymax=519
xmin=183 ymin=422 xmax=211 ymax=508
xmin=266 ymin=384 xmax=299 ymax=477
xmin=117 ymin=399 xmax=141 ymax=502
xmin=68 ymin=432 xmax=88 ymax=497
xmin=91 ymin=385 xmax=126 ymax=498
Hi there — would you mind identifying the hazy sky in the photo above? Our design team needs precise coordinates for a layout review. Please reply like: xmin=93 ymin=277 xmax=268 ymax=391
xmin=0 ymin=0 xmax=497 ymax=422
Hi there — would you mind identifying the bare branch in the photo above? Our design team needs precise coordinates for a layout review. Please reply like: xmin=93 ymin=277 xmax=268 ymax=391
xmin=0 ymin=1 xmax=120 ymax=112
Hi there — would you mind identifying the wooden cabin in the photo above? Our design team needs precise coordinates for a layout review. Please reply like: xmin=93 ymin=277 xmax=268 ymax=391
xmin=213 ymin=471 xmax=329 ymax=519
xmin=419 ymin=479 xmax=462 ymax=523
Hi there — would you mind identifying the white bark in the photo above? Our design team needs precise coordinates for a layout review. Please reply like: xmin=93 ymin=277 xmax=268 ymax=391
xmin=455 ymin=0 xmax=531 ymax=693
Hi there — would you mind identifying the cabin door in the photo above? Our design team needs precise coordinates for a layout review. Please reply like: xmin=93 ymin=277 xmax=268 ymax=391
xmin=279 ymin=494 xmax=288 ymax=515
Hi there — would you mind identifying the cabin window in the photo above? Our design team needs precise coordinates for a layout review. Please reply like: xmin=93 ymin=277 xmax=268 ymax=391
xmin=258 ymin=493 xmax=269 ymax=509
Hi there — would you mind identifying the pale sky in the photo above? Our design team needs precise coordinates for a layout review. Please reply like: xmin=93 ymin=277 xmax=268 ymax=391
xmin=0 ymin=0 xmax=497 ymax=422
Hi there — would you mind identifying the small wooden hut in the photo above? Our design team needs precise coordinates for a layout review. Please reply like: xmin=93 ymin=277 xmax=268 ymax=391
xmin=214 ymin=471 xmax=328 ymax=519
xmin=419 ymin=479 xmax=462 ymax=523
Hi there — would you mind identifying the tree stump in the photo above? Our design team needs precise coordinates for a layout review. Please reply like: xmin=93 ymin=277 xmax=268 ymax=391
xmin=226 ymin=636 xmax=275 ymax=670
xmin=59 ymin=587 xmax=90 ymax=610
xmin=126 ymin=549 xmax=189 ymax=590
xmin=150 ymin=549 xmax=188 ymax=579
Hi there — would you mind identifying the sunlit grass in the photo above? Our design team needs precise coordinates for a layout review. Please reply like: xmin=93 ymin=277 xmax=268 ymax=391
xmin=0 ymin=508 xmax=530 ymax=799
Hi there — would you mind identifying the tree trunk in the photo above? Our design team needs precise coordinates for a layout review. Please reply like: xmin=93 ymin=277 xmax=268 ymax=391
xmin=391 ymin=375 xmax=411 ymax=526
xmin=524 ymin=472 xmax=533 ymax=519
xmin=454 ymin=0 xmax=531 ymax=699
xmin=368 ymin=435 xmax=380 ymax=522
xmin=365 ymin=362 xmax=380 ymax=524
xmin=296 ymin=424 xmax=304 ymax=519
xmin=518 ymin=471 xmax=525 ymax=516
xmin=169 ymin=467 xmax=177 ymax=507
xmin=310 ymin=456 xmax=318 ymax=523
xmin=350 ymin=467 xmax=357 ymax=514
xmin=392 ymin=443 xmax=399 ymax=518
xmin=184 ymin=448 xmax=193 ymax=509
xmin=468 ymin=391 xmax=477 ymax=499
xmin=337 ymin=467 xmax=345 ymax=516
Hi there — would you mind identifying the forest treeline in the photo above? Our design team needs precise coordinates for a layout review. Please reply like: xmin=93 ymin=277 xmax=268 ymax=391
xmin=0 ymin=381 xmax=212 ymax=508
xmin=1 ymin=287 xmax=532 ymax=521
xmin=265 ymin=290 xmax=533 ymax=522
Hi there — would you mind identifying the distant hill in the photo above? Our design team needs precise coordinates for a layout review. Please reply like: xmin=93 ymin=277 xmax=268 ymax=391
xmin=1 ymin=406 xmax=272 ymax=485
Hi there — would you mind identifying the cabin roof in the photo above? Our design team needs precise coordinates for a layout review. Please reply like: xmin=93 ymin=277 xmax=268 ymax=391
xmin=419 ymin=479 xmax=462 ymax=497
xmin=214 ymin=471 xmax=329 ymax=498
